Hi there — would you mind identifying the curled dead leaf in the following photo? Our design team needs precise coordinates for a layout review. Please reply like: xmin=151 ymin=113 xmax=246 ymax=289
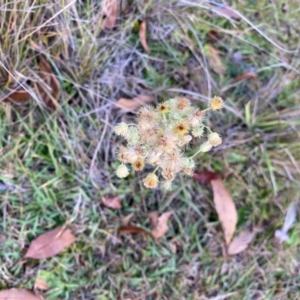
xmin=115 ymin=95 xmax=154 ymax=111
xmin=139 ymin=20 xmax=150 ymax=53
xmin=211 ymin=179 xmax=237 ymax=245
xmin=24 ymin=226 xmax=76 ymax=259
xmin=151 ymin=211 xmax=173 ymax=240
xmin=227 ymin=230 xmax=256 ymax=255
xmin=35 ymin=55 xmax=60 ymax=109
xmin=0 ymin=289 xmax=41 ymax=300
xmin=101 ymin=195 xmax=122 ymax=209
xmin=102 ymin=0 xmax=119 ymax=29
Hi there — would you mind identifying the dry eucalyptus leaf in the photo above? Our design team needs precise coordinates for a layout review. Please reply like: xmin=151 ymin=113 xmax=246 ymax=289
xmin=24 ymin=226 xmax=76 ymax=259
xmin=206 ymin=44 xmax=225 ymax=75
xmin=227 ymin=230 xmax=255 ymax=255
xmin=151 ymin=211 xmax=173 ymax=240
xmin=115 ymin=95 xmax=154 ymax=111
xmin=211 ymin=178 xmax=237 ymax=245
xmin=101 ymin=195 xmax=122 ymax=209
xmin=35 ymin=55 xmax=61 ymax=109
xmin=139 ymin=20 xmax=150 ymax=53
xmin=0 ymin=88 xmax=31 ymax=103
xmin=0 ymin=289 xmax=41 ymax=300
xmin=233 ymin=72 xmax=258 ymax=83
xmin=118 ymin=225 xmax=152 ymax=238
xmin=102 ymin=0 xmax=119 ymax=29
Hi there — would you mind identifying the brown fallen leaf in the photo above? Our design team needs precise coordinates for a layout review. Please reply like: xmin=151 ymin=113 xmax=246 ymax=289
xmin=211 ymin=178 xmax=237 ymax=245
xmin=35 ymin=55 xmax=60 ymax=109
xmin=0 ymin=88 xmax=31 ymax=103
xmin=118 ymin=225 xmax=152 ymax=238
xmin=215 ymin=7 xmax=241 ymax=20
xmin=227 ymin=230 xmax=256 ymax=255
xmin=151 ymin=211 xmax=173 ymax=240
xmin=206 ymin=44 xmax=225 ymax=75
xmin=233 ymin=72 xmax=258 ymax=83
xmin=115 ymin=95 xmax=154 ymax=111
xmin=139 ymin=20 xmax=150 ymax=53
xmin=0 ymin=289 xmax=41 ymax=300
xmin=193 ymin=171 xmax=220 ymax=184
xmin=24 ymin=226 xmax=76 ymax=259
xmin=102 ymin=0 xmax=119 ymax=29
xmin=101 ymin=195 xmax=122 ymax=209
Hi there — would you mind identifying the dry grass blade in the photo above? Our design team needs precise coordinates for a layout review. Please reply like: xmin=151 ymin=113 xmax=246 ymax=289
xmin=211 ymin=179 xmax=237 ymax=245
xmin=275 ymin=201 xmax=298 ymax=243
xmin=24 ymin=226 xmax=76 ymax=259
xmin=139 ymin=20 xmax=150 ymax=53
xmin=227 ymin=230 xmax=256 ymax=255
xmin=115 ymin=95 xmax=154 ymax=111
xmin=101 ymin=195 xmax=122 ymax=209
xmin=0 ymin=289 xmax=41 ymax=300
xmin=35 ymin=55 xmax=61 ymax=109
xmin=0 ymin=88 xmax=31 ymax=103
xmin=102 ymin=0 xmax=119 ymax=29
xmin=151 ymin=211 xmax=173 ymax=240
xmin=215 ymin=7 xmax=241 ymax=20
xmin=206 ymin=44 xmax=225 ymax=75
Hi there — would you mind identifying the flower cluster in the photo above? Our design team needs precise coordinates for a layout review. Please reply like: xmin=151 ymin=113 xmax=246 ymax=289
xmin=114 ymin=96 xmax=223 ymax=190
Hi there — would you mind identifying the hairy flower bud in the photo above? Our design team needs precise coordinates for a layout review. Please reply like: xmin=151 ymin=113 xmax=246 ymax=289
xmin=208 ymin=132 xmax=222 ymax=146
xmin=199 ymin=141 xmax=213 ymax=153
xmin=116 ymin=164 xmax=129 ymax=178
xmin=114 ymin=122 xmax=129 ymax=137
xmin=143 ymin=173 xmax=159 ymax=189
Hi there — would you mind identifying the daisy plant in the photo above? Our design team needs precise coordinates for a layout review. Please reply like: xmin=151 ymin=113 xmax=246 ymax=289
xmin=114 ymin=96 xmax=223 ymax=190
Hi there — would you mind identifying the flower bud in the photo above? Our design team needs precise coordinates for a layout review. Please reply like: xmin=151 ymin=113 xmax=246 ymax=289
xmin=199 ymin=141 xmax=213 ymax=153
xmin=143 ymin=173 xmax=159 ymax=189
xmin=208 ymin=132 xmax=222 ymax=146
xmin=116 ymin=164 xmax=129 ymax=178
